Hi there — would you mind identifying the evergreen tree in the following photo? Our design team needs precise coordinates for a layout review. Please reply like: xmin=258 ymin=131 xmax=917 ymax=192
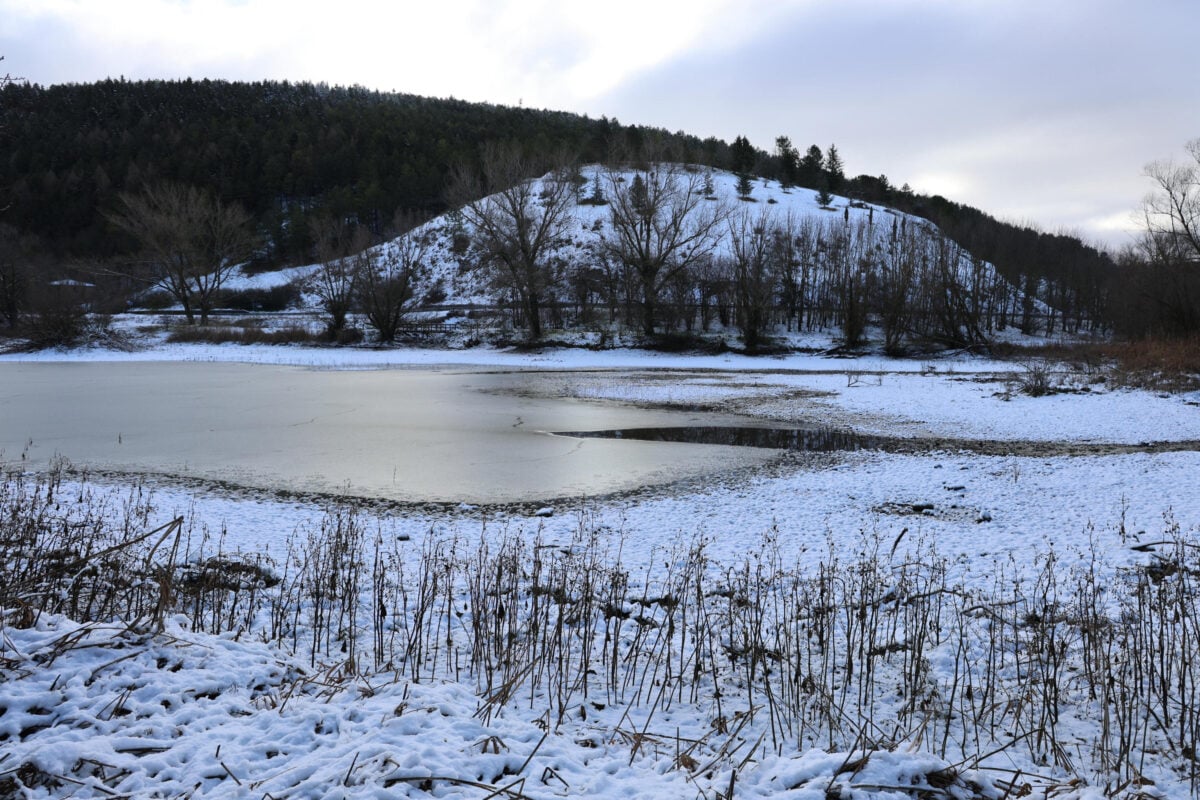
xmin=799 ymin=145 xmax=824 ymax=188
xmin=730 ymin=135 xmax=757 ymax=177
xmin=736 ymin=173 xmax=754 ymax=200
xmin=816 ymin=176 xmax=833 ymax=207
xmin=630 ymin=174 xmax=650 ymax=217
xmin=775 ymin=136 xmax=799 ymax=188
xmin=582 ymin=178 xmax=607 ymax=206
xmin=826 ymin=144 xmax=845 ymax=190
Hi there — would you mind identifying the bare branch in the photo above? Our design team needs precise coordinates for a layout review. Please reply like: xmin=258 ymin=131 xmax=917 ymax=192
xmin=450 ymin=143 xmax=577 ymax=340
xmin=106 ymin=182 xmax=251 ymax=324
xmin=598 ymin=164 xmax=729 ymax=336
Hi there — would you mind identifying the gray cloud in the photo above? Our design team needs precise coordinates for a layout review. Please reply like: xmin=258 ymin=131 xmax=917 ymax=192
xmin=3 ymin=0 xmax=1196 ymax=246
xmin=594 ymin=0 xmax=1200 ymax=245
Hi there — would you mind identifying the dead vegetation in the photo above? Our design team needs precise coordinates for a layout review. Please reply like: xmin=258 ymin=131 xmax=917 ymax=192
xmin=2 ymin=469 xmax=1199 ymax=797
xmin=992 ymin=337 xmax=1200 ymax=393
xmin=163 ymin=319 xmax=331 ymax=345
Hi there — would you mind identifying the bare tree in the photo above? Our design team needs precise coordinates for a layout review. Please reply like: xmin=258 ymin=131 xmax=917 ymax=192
xmin=877 ymin=217 xmax=920 ymax=354
xmin=107 ymin=182 xmax=252 ymax=324
xmin=1143 ymin=140 xmax=1200 ymax=261
xmin=357 ymin=222 xmax=426 ymax=343
xmin=308 ymin=216 xmax=365 ymax=335
xmin=450 ymin=143 xmax=576 ymax=340
xmin=1137 ymin=139 xmax=1200 ymax=334
xmin=727 ymin=207 xmax=777 ymax=348
xmin=598 ymin=164 xmax=728 ymax=336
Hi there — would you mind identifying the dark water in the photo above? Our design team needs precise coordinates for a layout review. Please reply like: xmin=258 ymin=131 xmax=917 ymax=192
xmin=558 ymin=426 xmax=1200 ymax=458
xmin=557 ymin=426 xmax=893 ymax=452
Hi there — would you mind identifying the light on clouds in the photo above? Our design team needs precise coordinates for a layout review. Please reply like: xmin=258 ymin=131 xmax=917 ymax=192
xmin=1 ymin=0 xmax=1197 ymax=247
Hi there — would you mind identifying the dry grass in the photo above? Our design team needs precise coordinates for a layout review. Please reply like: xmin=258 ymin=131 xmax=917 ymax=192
xmin=4 ymin=470 xmax=1200 ymax=794
xmin=992 ymin=337 xmax=1200 ymax=392
xmin=165 ymin=322 xmax=326 ymax=345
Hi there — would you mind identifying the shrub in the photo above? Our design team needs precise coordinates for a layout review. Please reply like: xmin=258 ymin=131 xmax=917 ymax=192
xmin=166 ymin=324 xmax=321 ymax=345
xmin=219 ymin=284 xmax=301 ymax=312
xmin=135 ymin=290 xmax=174 ymax=310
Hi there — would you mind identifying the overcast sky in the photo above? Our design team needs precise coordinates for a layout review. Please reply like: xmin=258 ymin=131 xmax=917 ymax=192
xmin=3 ymin=0 xmax=1197 ymax=248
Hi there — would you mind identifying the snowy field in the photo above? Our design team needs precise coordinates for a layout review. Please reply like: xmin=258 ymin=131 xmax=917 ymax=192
xmin=3 ymin=338 xmax=1200 ymax=799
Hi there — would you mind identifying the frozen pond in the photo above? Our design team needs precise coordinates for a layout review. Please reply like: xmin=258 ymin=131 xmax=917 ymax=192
xmin=0 ymin=362 xmax=777 ymax=504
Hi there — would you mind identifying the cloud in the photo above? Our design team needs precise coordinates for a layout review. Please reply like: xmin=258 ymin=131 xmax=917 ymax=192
xmin=590 ymin=0 xmax=1200 ymax=246
xmin=2 ymin=0 xmax=1197 ymax=246
xmin=0 ymin=0 xmax=805 ymax=107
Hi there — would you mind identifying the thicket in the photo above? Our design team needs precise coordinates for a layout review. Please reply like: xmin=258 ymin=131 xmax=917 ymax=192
xmin=4 ymin=468 xmax=1199 ymax=796
xmin=442 ymin=167 xmax=1033 ymax=353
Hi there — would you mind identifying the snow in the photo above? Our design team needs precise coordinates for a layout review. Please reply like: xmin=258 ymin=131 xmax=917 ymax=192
xmin=213 ymin=164 xmax=1017 ymax=328
xmin=2 ymin=171 xmax=1199 ymax=796
xmin=3 ymin=337 xmax=1199 ymax=797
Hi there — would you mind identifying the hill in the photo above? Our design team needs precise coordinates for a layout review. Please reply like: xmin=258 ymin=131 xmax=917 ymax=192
xmin=0 ymin=79 xmax=1114 ymax=335
xmin=220 ymin=164 xmax=1036 ymax=354
xmin=0 ymin=79 xmax=713 ymax=261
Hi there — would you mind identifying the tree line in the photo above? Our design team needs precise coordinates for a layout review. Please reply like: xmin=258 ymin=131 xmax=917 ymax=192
xmin=1 ymin=77 xmax=1195 ymax=343
xmin=440 ymin=158 xmax=1023 ymax=352
xmin=0 ymin=78 xmax=728 ymax=262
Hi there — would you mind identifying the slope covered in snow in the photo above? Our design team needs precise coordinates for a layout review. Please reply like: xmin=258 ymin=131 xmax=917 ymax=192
xmin=223 ymin=164 xmax=1026 ymax=352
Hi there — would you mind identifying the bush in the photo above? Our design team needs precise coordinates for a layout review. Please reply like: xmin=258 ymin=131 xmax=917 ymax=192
xmin=166 ymin=324 xmax=322 ymax=345
xmin=22 ymin=287 xmax=111 ymax=349
xmin=219 ymin=284 xmax=300 ymax=312
xmin=992 ymin=338 xmax=1200 ymax=392
xmin=421 ymin=282 xmax=448 ymax=305
xmin=136 ymin=290 xmax=177 ymax=310
xmin=25 ymin=304 xmax=88 ymax=347
xmin=1017 ymin=361 xmax=1054 ymax=396
xmin=323 ymin=325 xmax=363 ymax=345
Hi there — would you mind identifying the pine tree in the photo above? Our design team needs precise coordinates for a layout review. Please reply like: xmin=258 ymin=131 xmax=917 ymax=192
xmin=826 ymin=144 xmax=845 ymax=191
xmin=730 ymin=135 xmax=756 ymax=176
xmin=630 ymin=173 xmax=649 ymax=217
xmin=736 ymin=173 xmax=754 ymax=200
xmin=799 ymin=145 xmax=824 ymax=188
xmin=775 ymin=135 xmax=799 ymax=188
xmin=816 ymin=175 xmax=833 ymax=208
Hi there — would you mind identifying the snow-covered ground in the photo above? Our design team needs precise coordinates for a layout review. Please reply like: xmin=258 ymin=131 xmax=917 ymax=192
xmin=3 ymin=338 xmax=1199 ymax=799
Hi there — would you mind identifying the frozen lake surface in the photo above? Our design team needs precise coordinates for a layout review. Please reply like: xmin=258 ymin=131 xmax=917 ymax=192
xmin=0 ymin=362 xmax=776 ymax=503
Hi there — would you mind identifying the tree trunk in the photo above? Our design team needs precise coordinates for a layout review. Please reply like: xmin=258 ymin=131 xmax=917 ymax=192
xmin=526 ymin=294 xmax=543 ymax=340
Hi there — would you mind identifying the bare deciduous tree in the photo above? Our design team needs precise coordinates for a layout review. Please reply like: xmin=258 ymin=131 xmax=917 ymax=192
xmin=598 ymin=164 xmax=728 ymax=336
xmin=450 ymin=143 xmax=576 ymax=340
xmin=1143 ymin=140 xmax=1200 ymax=261
xmin=308 ymin=216 xmax=365 ymax=335
xmin=1137 ymin=139 xmax=1200 ymax=335
xmin=357 ymin=221 xmax=426 ymax=343
xmin=107 ymin=182 xmax=251 ymax=324
xmin=727 ymin=207 xmax=777 ymax=348
xmin=877 ymin=218 xmax=919 ymax=354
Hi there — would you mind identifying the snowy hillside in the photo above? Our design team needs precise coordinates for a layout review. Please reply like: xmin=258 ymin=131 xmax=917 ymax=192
xmin=223 ymin=165 xmax=1028 ymax=349
xmin=410 ymin=166 xmax=956 ymax=305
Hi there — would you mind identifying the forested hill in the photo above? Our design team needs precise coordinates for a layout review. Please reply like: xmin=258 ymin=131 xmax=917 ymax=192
xmin=1 ymin=78 xmax=1114 ymax=329
xmin=0 ymin=79 xmax=713 ymax=261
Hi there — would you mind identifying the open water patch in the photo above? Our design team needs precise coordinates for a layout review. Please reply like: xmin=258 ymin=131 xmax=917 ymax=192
xmin=555 ymin=426 xmax=1200 ymax=457
xmin=556 ymin=425 xmax=893 ymax=452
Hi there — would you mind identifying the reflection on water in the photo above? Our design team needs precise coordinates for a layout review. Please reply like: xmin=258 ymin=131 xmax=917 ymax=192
xmin=558 ymin=426 xmax=893 ymax=452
